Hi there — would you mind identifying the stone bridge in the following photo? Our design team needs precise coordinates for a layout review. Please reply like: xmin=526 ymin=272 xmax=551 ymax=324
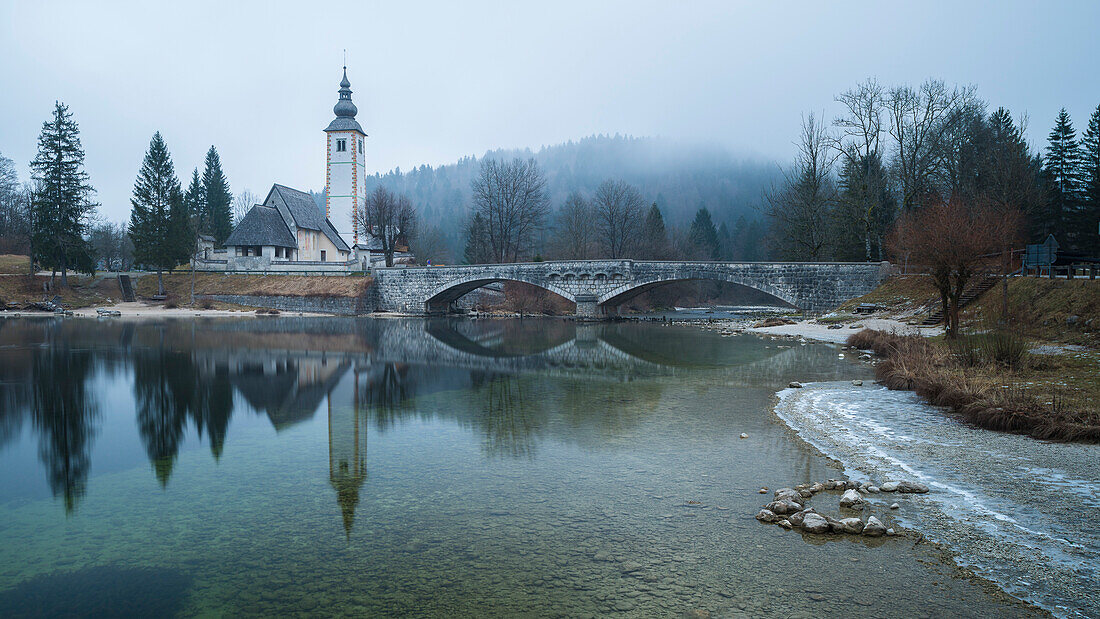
xmin=374 ymin=260 xmax=890 ymax=317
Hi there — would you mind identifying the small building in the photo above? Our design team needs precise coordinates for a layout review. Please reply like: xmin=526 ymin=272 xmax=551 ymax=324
xmin=225 ymin=185 xmax=351 ymax=270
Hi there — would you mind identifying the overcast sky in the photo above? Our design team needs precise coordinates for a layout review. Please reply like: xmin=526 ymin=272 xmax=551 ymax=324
xmin=2 ymin=1 xmax=1099 ymax=224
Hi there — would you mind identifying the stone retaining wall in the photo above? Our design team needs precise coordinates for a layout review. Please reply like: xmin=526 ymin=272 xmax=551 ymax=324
xmin=211 ymin=294 xmax=372 ymax=315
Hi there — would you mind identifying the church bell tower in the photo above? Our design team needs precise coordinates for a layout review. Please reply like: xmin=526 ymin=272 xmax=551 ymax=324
xmin=324 ymin=66 xmax=367 ymax=248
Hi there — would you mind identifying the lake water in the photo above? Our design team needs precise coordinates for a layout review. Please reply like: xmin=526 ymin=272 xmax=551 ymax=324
xmin=0 ymin=317 xmax=1038 ymax=617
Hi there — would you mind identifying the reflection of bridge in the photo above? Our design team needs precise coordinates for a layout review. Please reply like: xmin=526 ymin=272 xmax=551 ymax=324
xmin=374 ymin=260 xmax=890 ymax=317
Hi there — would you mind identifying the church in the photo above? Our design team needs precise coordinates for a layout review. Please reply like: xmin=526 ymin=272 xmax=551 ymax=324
xmin=211 ymin=67 xmax=411 ymax=272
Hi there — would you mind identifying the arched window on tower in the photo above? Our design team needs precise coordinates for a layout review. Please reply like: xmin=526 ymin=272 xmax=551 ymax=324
xmin=336 ymin=139 xmax=347 ymax=152
xmin=358 ymin=139 xmax=363 ymax=154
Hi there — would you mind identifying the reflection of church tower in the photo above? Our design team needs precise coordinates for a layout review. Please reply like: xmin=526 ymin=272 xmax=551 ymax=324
xmin=328 ymin=367 xmax=367 ymax=538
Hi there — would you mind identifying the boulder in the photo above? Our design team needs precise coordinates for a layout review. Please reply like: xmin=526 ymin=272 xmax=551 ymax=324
xmin=879 ymin=482 xmax=899 ymax=492
xmin=809 ymin=482 xmax=824 ymax=494
xmin=851 ymin=380 xmax=863 ymax=386
xmin=825 ymin=516 xmax=845 ymax=533
xmin=801 ymin=513 xmax=831 ymax=534
xmin=862 ymin=516 xmax=887 ymax=537
xmin=773 ymin=488 xmax=803 ymax=504
xmin=764 ymin=499 xmax=803 ymax=515
xmin=839 ymin=489 xmax=865 ymax=510
xmin=896 ymin=481 xmax=930 ymax=494
xmin=890 ymin=503 xmax=900 ymax=510
xmin=788 ymin=508 xmax=816 ymax=528
xmin=788 ymin=381 xmax=803 ymax=388
xmin=755 ymin=509 xmax=779 ymax=523
xmin=839 ymin=518 xmax=864 ymax=534
xmin=867 ymin=486 xmax=880 ymax=493
xmin=778 ymin=519 xmax=792 ymax=529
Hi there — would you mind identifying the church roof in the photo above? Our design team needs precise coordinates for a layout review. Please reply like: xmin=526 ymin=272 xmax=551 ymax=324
xmin=224 ymin=205 xmax=296 ymax=248
xmin=271 ymin=184 xmax=351 ymax=252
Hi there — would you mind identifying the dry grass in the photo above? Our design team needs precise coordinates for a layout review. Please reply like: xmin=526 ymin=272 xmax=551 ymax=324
xmin=849 ymin=329 xmax=1100 ymax=443
xmin=835 ymin=274 xmax=941 ymax=315
xmin=963 ymin=277 xmax=1100 ymax=347
xmin=133 ymin=272 xmax=372 ymax=300
xmin=0 ymin=254 xmax=31 ymax=274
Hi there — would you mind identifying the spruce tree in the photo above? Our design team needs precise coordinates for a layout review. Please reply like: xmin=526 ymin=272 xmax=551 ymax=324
xmin=1081 ymin=104 xmax=1100 ymax=255
xmin=184 ymin=168 xmax=206 ymax=232
xmin=29 ymin=102 xmax=97 ymax=287
xmin=1042 ymin=109 xmax=1082 ymax=245
xmin=688 ymin=207 xmax=719 ymax=260
xmin=201 ymin=146 xmax=233 ymax=244
xmin=716 ymin=222 xmax=732 ymax=261
xmin=129 ymin=132 xmax=186 ymax=296
xmin=641 ymin=203 xmax=668 ymax=259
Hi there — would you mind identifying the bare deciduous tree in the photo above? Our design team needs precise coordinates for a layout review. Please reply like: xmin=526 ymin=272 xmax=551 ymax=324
xmin=357 ymin=186 xmax=417 ymax=267
xmin=232 ymin=190 xmax=258 ymax=226
xmin=764 ymin=112 xmax=837 ymax=260
xmin=469 ymin=158 xmax=550 ymax=263
xmin=889 ymin=198 xmax=1022 ymax=338
xmin=410 ymin=224 xmax=452 ymax=265
xmin=552 ymin=191 xmax=594 ymax=259
xmin=592 ymin=179 xmax=645 ymax=258
xmin=886 ymin=79 xmax=977 ymax=211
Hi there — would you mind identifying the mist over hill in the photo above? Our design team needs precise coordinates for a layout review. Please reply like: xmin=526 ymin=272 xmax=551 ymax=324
xmin=351 ymin=135 xmax=778 ymax=253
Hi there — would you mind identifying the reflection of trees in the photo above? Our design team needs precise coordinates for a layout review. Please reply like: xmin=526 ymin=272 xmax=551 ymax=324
xmin=132 ymin=347 xmax=234 ymax=486
xmin=474 ymin=375 xmax=540 ymax=459
xmin=30 ymin=345 xmax=99 ymax=514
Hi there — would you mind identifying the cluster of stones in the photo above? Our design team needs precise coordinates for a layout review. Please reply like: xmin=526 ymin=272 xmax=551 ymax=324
xmin=755 ymin=479 xmax=929 ymax=538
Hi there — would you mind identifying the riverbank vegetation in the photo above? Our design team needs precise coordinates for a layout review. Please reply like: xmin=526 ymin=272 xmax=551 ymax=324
xmin=849 ymin=328 xmax=1100 ymax=442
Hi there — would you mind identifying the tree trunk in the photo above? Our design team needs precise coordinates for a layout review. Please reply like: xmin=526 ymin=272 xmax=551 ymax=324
xmin=385 ymin=249 xmax=394 ymax=268
xmin=157 ymin=269 xmax=164 ymax=296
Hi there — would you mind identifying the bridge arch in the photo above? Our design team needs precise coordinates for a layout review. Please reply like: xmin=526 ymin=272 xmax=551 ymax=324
xmin=597 ymin=270 xmax=800 ymax=309
xmin=423 ymin=275 xmax=576 ymax=313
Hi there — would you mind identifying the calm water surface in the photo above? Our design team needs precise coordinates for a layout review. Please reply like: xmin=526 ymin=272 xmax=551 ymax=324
xmin=0 ymin=317 xmax=1037 ymax=617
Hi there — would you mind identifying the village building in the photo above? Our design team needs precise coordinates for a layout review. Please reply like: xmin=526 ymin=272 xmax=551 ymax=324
xmin=198 ymin=66 xmax=411 ymax=273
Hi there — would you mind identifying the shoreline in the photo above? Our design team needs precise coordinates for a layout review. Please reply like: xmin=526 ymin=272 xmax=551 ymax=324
xmin=771 ymin=381 xmax=1095 ymax=618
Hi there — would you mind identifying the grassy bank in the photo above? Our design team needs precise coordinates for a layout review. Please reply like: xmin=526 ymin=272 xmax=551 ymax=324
xmin=849 ymin=329 xmax=1100 ymax=442
xmin=132 ymin=272 xmax=372 ymax=300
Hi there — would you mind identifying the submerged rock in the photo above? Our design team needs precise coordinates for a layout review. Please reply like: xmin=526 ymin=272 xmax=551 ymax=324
xmin=863 ymin=516 xmax=887 ymax=537
xmin=879 ymin=482 xmax=899 ymax=492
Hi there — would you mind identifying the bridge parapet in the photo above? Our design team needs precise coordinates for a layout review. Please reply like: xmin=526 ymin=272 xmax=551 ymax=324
xmin=374 ymin=260 xmax=890 ymax=317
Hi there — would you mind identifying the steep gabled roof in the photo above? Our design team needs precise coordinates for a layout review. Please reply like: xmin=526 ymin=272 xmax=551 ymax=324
xmin=270 ymin=184 xmax=351 ymax=253
xmin=224 ymin=205 xmax=296 ymax=248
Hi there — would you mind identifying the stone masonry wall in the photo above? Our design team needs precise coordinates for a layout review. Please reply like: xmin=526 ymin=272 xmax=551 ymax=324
xmin=212 ymin=294 xmax=372 ymax=315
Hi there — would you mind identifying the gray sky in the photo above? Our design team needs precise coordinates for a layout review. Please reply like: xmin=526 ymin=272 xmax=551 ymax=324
xmin=2 ymin=1 xmax=1098 ymax=224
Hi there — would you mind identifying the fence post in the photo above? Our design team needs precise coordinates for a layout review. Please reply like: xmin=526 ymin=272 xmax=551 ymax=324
xmin=1068 ymin=265 xmax=1074 ymax=280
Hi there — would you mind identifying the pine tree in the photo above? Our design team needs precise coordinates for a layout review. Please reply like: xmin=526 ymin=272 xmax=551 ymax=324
xmin=201 ymin=146 xmax=233 ymax=244
xmin=688 ymin=207 xmax=719 ymax=260
xmin=1081 ymin=104 xmax=1100 ymax=255
xmin=641 ymin=203 xmax=668 ymax=259
xmin=129 ymin=132 xmax=186 ymax=295
xmin=29 ymin=102 xmax=97 ymax=287
xmin=1042 ymin=109 xmax=1082 ymax=246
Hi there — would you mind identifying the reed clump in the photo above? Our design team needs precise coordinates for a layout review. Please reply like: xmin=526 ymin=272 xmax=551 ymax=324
xmin=848 ymin=329 xmax=1100 ymax=443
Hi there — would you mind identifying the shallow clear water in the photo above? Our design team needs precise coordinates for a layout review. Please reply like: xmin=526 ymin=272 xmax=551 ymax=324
xmin=777 ymin=383 xmax=1099 ymax=619
xmin=0 ymin=317 xmax=1038 ymax=617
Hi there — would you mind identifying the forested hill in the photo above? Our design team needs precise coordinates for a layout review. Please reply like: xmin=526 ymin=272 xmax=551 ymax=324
xmin=357 ymin=135 xmax=778 ymax=242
